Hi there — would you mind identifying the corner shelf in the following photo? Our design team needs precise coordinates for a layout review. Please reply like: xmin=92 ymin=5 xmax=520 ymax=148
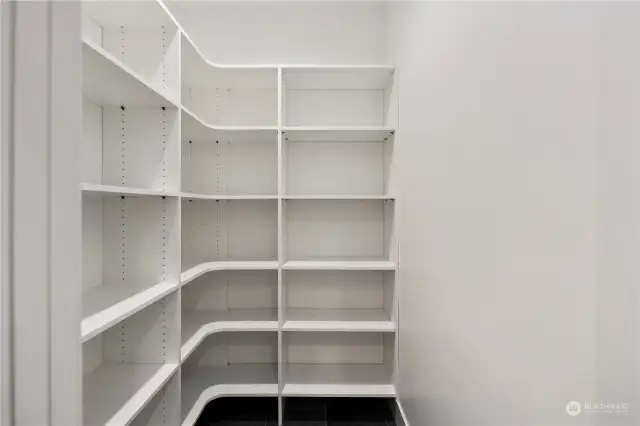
xmin=181 ymin=309 xmax=278 ymax=361
xmin=80 ymin=0 xmax=398 ymax=424
xmin=181 ymin=365 xmax=278 ymax=426
xmin=181 ymin=261 xmax=279 ymax=286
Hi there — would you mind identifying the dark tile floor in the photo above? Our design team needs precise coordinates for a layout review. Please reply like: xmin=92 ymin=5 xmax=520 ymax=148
xmin=196 ymin=397 xmax=397 ymax=426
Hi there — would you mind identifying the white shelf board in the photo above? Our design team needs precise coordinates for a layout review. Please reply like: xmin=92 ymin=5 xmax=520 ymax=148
xmin=81 ymin=183 xmax=179 ymax=198
xmin=82 ymin=281 xmax=178 ymax=342
xmin=283 ymin=309 xmax=395 ymax=332
xmin=282 ymin=66 xmax=395 ymax=90
xmin=181 ymin=365 xmax=278 ymax=426
xmin=84 ymin=362 xmax=178 ymax=426
xmin=181 ymin=34 xmax=278 ymax=89
xmin=282 ymin=383 xmax=396 ymax=398
xmin=282 ymin=127 xmax=395 ymax=143
xmin=283 ymin=195 xmax=394 ymax=201
xmin=283 ymin=364 xmax=395 ymax=397
xmin=181 ymin=261 xmax=279 ymax=286
xmin=181 ymin=309 xmax=278 ymax=361
xmin=182 ymin=193 xmax=278 ymax=201
xmin=181 ymin=107 xmax=278 ymax=140
xmin=282 ymin=260 xmax=397 ymax=271
xmin=82 ymin=39 xmax=176 ymax=108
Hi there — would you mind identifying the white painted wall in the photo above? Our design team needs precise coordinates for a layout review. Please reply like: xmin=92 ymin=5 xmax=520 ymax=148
xmin=597 ymin=4 xmax=640 ymax=425
xmin=386 ymin=2 xmax=624 ymax=425
xmin=164 ymin=0 xmax=388 ymax=65
xmin=389 ymin=2 xmax=640 ymax=425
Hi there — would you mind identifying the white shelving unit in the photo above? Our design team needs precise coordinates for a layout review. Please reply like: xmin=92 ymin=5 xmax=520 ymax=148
xmin=80 ymin=0 xmax=397 ymax=425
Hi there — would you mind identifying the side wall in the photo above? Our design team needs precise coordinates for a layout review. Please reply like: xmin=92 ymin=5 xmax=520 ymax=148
xmin=387 ymin=2 xmax=603 ymax=425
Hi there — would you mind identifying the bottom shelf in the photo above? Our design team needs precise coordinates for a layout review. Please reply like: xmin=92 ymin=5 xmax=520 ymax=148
xmin=84 ymin=362 xmax=179 ymax=426
xmin=282 ymin=364 xmax=395 ymax=397
xmin=181 ymin=364 xmax=278 ymax=426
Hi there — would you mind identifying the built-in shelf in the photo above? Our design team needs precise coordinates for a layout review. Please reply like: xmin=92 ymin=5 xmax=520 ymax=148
xmin=81 ymin=1 xmax=399 ymax=423
xmin=282 ymin=383 xmax=396 ymax=398
xmin=282 ymin=364 xmax=395 ymax=397
xmin=181 ymin=261 xmax=279 ymax=286
xmin=182 ymin=193 xmax=278 ymax=201
xmin=82 ymin=38 xmax=176 ymax=108
xmin=81 ymin=183 xmax=179 ymax=198
xmin=82 ymin=281 xmax=178 ymax=342
xmin=181 ymin=108 xmax=278 ymax=140
xmin=181 ymin=309 xmax=278 ymax=361
xmin=283 ymin=195 xmax=394 ymax=200
xmin=84 ymin=363 xmax=179 ymax=426
xmin=282 ymin=260 xmax=397 ymax=271
xmin=181 ymin=365 xmax=278 ymax=426
xmin=282 ymin=126 xmax=395 ymax=140
xmin=283 ymin=309 xmax=395 ymax=332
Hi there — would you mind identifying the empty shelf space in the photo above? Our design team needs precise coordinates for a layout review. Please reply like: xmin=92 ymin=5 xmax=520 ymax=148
xmin=181 ymin=365 xmax=278 ymax=426
xmin=82 ymin=39 xmax=176 ymax=108
xmin=181 ymin=108 xmax=278 ymax=139
xmin=283 ymin=128 xmax=394 ymax=197
xmin=282 ymin=66 xmax=395 ymax=90
xmin=182 ymin=199 xmax=278 ymax=269
xmin=282 ymin=260 xmax=396 ymax=271
xmin=284 ymin=199 xmax=396 ymax=263
xmin=82 ymin=100 xmax=181 ymax=193
xmin=81 ymin=183 xmax=179 ymax=198
xmin=282 ymin=332 xmax=396 ymax=397
xmin=84 ymin=363 xmax=179 ymax=426
xmin=181 ymin=331 xmax=278 ymax=425
xmin=181 ymin=261 xmax=279 ymax=285
xmin=182 ymin=39 xmax=278 ymax=127
xmin=82 ymin=3 xmax=180 ymax=103
xmin=82 ymin=194 xmax=180 ymax=338
xmin=282 ymin=364 xmax=395 ymax=397
xmin=283 ymin=309 xmax=395 ymax=332
xmin=181 ymin=125 xmax=278 ymax=196
xmin=282 ymin=127 xmax=395 ymax=140
xmin=82 ymin=291 xmax=180 ymax=424
xmin=82 ymin=281 xmax=177 ymax=341
xmin=282 ymin=67 xmax=396 ymax=128
xmin=181 ymin=310 xmax=278 ymax=361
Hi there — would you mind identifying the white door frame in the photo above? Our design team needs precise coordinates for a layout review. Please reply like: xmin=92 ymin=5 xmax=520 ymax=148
xmin=3 ymin=2 xmax=82 ymax=425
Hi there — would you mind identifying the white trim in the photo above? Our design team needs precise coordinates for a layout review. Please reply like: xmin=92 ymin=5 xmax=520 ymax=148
xmin=49 ymin=3 xmax=82 ymax=425
xmin=11 ymin=2 xmax=82 ymax=424
xmin=0 ymin=2 xmax=11 ymax=424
